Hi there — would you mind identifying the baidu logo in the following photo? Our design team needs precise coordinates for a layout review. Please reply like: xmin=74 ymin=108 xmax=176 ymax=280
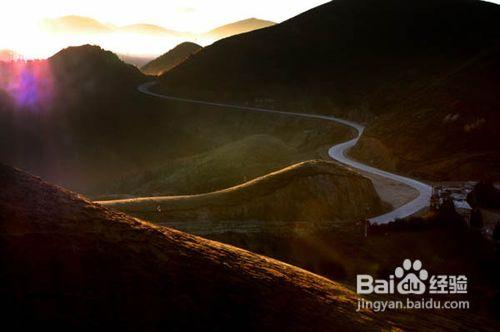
xmin=395 ymin=259 xmax=428 ymax=295
xmin=357 ymin=259 xmax=467 ymax=295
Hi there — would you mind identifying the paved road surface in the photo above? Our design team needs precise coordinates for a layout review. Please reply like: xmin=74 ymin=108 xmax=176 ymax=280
xmin=137 ymin=82 xmax=433 ymax=224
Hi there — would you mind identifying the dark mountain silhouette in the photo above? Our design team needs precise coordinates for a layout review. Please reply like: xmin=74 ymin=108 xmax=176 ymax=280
xmin=157 ymin=0 xmax=500 ymax=180
xmin=141 ymin=42 xmax=202 ymax=75
xmin=49 ymin=45 xmax=143 ymax=93
xmin=205 ymin=18 xmax=276 ymax=40
xmin=0 ymin=45 xmax=150 ymax=192
xmin=0 ymin=163 xmax=400 ymax=331
xmin=350 ymin=42 xmax=500 ymax=180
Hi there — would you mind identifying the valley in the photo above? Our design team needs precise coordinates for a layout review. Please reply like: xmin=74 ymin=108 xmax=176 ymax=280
xmin=1 ymin=0 xmax=500 ymax=330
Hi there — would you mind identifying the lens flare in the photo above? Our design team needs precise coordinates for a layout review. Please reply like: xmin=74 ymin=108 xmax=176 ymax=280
xmin=0 ymin=60 xmax=54 ymax=109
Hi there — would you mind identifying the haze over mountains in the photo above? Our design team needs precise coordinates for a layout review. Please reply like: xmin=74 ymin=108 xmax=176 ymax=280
xmin=204 ymin=18 xmax=276 ymax=40
xmin=41 ymin=15 xmax=114 ymax=34
xmin=42 ymin=15 xmax=183 ymax=37
xmin=36 ymin=15 xmax=275 ymax=62
xmin=157 ymin=0 xmax=500 ymax=180
xmin=42 ymin=15 xmax=275 ymax=38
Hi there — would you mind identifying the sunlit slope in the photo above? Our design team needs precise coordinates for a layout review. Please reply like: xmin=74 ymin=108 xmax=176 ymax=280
xmin=100 ymin=160 xmax=388 ymax=223
xmin=114 ymin=134 xmax=302 ymax=196
xmin=0 ymin=163 xmax=395 ymax=331
xmin=141 ymin=42 xmax=202 ymax=75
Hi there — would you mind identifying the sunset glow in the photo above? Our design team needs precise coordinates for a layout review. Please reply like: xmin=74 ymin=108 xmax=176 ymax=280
xmin=0 ymin=0 xmax=331 ymax=59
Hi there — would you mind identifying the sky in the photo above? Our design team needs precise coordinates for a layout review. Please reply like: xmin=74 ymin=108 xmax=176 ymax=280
xmin=1 ymin=0 xmax=499 ymax=59
xmin=0 ymin=0 xmax=330 ymax=32
xmin=0 ymin=0 xmax=331 ymax=58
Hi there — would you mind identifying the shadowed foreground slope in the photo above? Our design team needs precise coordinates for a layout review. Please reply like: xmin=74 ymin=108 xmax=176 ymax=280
xmin=0 ymin=164 xmax=395 ymax=331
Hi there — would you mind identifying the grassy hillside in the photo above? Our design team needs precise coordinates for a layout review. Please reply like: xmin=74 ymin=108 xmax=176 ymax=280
xmin=156 ymin=0 xmax=500 ymax=180
xmin=0 ymin=44 xmax=352 ymax=196
xmin=0 ymin=163 xmax=399 ymax=331
xmin=116 ymin=134 xmax=299 ymax=195
xmin=108 ymin=126 xmax=352 ymax=197
xmin=350 ymin=44 xmax=500 ymax=180
xmin=2 ymin=164 xmax=496 ymax=330
xmin=97 ymin=106 xmax=352 ymax=197
xmin=100 ymin=160 xmax=388 ymax=224
xmin=141 ymin=42 xmax=202 ymax=76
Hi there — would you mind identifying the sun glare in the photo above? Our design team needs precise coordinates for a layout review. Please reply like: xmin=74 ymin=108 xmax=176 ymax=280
xmin=0 ymin=0 xmax=332 ymax=59
xmin=0 ymin=60 xmax=54 ymax=108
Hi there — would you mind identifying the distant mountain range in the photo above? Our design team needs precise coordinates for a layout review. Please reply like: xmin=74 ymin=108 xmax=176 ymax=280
xmin=42 ymin=15 xmax=275 ymax=37
xmin=36 ymin=15 xmax=275 ymax=63
xmin=139 ymin=18 xmax=274 ymax=74
xmin=41 ymin=15 xmax=114 ymax=34
xmin=157 ymin=0 xmax=500 ymax=181
xmin=41 ymin=15 xmax=173 ymax=35
xmin=118 ymin=23 xmax=181 ymax=36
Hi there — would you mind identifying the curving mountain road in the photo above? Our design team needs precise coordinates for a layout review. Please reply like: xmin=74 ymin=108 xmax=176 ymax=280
xmin=137 ymin=82 xmax=432 ymax=224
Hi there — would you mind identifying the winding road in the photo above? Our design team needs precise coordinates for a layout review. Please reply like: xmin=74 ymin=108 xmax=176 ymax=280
xmin=137 ymin=82 xmax=433 ymax=224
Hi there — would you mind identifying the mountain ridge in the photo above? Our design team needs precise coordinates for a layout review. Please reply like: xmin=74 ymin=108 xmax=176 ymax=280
xmin=141 ymin=42 xmax=202 ymax=75
xmin=100 ymin=160 xmax=388 ymax=223
xmin=41 ymin=15 xmax=114 ymax=34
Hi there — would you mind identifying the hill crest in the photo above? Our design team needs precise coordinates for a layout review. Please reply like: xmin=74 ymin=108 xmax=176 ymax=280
xmin=141 ymin=42 xmax=202 ymax=75
xmin=0 ymin=163 xmax=395 ymax=330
